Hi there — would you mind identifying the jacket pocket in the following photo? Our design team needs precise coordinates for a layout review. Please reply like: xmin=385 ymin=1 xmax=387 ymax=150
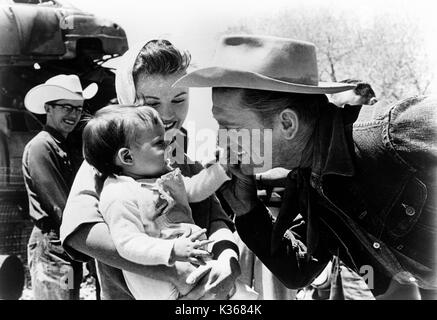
xmin=385 ymin=177 xmax=427 ymax=239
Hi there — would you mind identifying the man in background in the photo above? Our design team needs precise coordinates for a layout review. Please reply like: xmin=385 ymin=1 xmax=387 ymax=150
xmin=22 ymin=75 xmax=97 ymax=299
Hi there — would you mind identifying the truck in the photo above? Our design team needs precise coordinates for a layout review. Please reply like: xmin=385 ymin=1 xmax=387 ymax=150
xmin=0 ymin=0 xmax=128 ymax=274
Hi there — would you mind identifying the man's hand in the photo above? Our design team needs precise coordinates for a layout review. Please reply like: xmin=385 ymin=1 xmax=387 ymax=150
xmin=219 ymin=165 xmax=259 ymax=217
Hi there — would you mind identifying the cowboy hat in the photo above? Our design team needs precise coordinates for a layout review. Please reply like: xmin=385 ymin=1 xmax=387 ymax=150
xmin=174 ymin=35 xmax=355 ymax=94
xmin=24 ymin=74 xmax=98 ymax=114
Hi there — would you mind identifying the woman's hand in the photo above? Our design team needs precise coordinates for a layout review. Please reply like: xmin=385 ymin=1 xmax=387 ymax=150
xmin=202 ymin=251 xmax=241 ymax=300
xmin=168 ymin=262 xmax=198 ymax=296
xmin=180 ymin=250 xmax=241 ymax=300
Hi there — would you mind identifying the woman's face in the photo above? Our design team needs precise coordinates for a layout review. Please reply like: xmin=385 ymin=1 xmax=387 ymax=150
xmin=135 ymin=71 xmax=189 ymax=140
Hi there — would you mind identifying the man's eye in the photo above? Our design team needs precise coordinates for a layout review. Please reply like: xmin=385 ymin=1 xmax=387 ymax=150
xmin=146 ymin=102 xmax=160 ymax=107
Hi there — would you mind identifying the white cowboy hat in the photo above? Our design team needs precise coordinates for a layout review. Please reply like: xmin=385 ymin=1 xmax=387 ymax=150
xmin=24 ymin=74 xmax=98 ymax=114
xmin=174 ymin=35 xmax=355 ymax=94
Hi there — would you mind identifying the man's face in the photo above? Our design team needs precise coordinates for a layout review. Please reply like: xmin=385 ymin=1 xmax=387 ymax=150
xmin=45 ymin=99 xmax=83 ymax=137
xmin=212 ymin=89 xmax=280 ymax=174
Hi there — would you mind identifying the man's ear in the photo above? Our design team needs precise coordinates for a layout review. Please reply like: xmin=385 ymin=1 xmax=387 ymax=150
xmin=44 ymin=104 xmax=51 ymax=114
xmin=116 ymin=148 xmax=134 ymax=166
xmin=278 ymin=108 xmax=299 ymax=140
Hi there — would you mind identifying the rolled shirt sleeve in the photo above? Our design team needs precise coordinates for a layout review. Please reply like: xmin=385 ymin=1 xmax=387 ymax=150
xmin=183 ymin=163 xmax=230 ymax=203
xmin=176 ymin=158 xmax=235 ymax=233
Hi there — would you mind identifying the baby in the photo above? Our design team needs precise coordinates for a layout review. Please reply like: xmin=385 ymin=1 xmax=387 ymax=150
xmin=82 ymin=105 xmax=256 ymax=300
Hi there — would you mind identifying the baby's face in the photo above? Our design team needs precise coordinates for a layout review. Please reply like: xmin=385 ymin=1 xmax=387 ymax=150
xmin=129 ymin=123 xmax=168 ymax=178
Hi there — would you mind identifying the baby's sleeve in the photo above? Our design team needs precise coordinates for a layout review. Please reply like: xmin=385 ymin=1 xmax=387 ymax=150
xmin=182 ymin=163 xmax=230 ymax=203
xmin=99 ymin=180 xmax=176 ymax=266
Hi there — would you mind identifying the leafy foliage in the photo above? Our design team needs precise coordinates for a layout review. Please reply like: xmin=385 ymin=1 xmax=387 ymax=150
xmin=222 ymin=7 xmax=433 ymax=102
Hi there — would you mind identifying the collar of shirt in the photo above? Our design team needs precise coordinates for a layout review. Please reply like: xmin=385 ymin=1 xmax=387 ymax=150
xmin=43 ymin=125 xmax=67 ymax=145
xmin=310 ymin=103 xmax=360 ymax=182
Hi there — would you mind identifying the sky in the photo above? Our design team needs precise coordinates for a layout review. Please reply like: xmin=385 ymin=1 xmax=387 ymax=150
xmin=66 ymin=0 xmax=437 ymax=64
xmin=67 ymin=0 xmax=437 ymax=160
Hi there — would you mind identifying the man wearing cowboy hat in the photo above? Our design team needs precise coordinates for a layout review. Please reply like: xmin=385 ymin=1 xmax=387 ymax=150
xmin=175 ymin=35 xmax=437 ymax=299
xmin=22 ymin=74 xmax=97 ymax=300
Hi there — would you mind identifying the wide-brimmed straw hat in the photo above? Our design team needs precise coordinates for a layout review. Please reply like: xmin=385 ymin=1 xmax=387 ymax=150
xmin=174 ymin=35 xmax=355 ymax=94
xmin=24 ymin=74 xmax=98 ymax=114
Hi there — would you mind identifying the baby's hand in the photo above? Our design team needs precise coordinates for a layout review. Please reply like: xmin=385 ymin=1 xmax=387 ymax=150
xmin=170 ymin=228 xmax=214 ymax=266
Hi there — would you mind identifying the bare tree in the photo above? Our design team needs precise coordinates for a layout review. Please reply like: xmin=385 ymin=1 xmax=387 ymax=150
xmin=221 ymin=7 xmax=433 ymax=101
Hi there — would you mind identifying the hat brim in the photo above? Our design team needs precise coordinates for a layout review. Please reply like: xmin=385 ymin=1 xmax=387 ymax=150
xmin=24 ymin=83 xmax=98 ymax=114
xmin=174 ymin=67 xmax=356 ymax=94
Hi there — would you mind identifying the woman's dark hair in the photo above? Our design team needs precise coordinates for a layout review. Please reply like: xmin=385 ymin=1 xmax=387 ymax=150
xmin=132 ymin=39 xmax=191 ymax=86
xmin=82 ymin=105 xmax=161 ymax=176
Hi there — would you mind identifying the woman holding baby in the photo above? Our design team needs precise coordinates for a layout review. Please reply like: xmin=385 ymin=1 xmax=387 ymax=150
xmin=60 ymin=39 xmax=243 ymax=300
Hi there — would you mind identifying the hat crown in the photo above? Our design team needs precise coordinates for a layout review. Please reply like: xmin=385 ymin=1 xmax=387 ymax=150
xmin=45 ymin=74 xmax=85 ymax=95
xmin=174 ymin=34 xmax=356 ymax=94
xmin=213 ymin=35 xmax=319 ymax=86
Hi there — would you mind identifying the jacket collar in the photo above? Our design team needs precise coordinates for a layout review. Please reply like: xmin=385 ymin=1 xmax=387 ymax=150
xmin=43 ymin=125 xmax=66 ymax=144
xmin=310 ymin=103 xmax=360 ymax=182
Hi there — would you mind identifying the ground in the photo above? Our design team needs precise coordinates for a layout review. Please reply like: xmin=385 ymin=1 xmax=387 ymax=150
xmin=20 ymin=269 xmax=98 ymax=300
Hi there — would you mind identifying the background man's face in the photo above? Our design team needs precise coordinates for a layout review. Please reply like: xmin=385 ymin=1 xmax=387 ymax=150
xmin=45 ymin=99 xmax=83 ymax=137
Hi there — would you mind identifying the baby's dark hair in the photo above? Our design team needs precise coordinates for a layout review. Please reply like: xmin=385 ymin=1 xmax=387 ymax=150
xmin=82 ymin=105 xmax=162 ymax=176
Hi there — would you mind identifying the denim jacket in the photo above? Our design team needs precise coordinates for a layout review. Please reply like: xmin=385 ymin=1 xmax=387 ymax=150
xmin=235 ymin=95 xmax=437 ymax=293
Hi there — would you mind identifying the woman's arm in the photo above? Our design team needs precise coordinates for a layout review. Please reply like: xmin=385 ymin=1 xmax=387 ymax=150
xmin=60 ymin=161 xmax=197 ymax=295
xmin=181 ymin=207 xmax=241 ymax=300
xmin=65 ymin=222 xmax=197 ymax=295
xmin=182 ymin=164 xmax=230 ymax=203
xmin=205 ymin=221 xmax=241 ymax=299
